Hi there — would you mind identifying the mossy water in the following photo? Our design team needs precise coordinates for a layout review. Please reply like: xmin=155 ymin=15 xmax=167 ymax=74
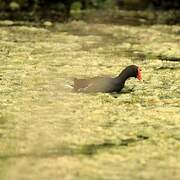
xmin=0 ymin=21 xmax=180 ymax=180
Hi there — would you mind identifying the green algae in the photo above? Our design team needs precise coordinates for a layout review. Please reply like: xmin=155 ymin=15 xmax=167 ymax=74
xmin=0 ymin=21 xmax=180 ymax=180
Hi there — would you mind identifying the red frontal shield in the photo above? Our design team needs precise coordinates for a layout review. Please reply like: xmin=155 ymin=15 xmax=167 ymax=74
xmin=137 ymin=67 xmax=142 ymax=80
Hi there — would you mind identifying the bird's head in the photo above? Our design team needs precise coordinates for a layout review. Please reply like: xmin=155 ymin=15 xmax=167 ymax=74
xmin=124 ymin=65 xmax=142 ymax=80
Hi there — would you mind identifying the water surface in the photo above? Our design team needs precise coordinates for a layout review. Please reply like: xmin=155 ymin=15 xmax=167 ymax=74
xmin=0 ymin=21 xmax=180 ymax=180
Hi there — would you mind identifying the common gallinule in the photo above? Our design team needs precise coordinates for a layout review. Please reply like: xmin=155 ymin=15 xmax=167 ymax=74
xmin=74 ymin=65 xmax=142 ymax=93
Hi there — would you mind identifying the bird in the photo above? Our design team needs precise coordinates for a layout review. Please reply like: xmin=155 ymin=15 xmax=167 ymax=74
xmin=73 ymin=65 xmax=142 ymax=93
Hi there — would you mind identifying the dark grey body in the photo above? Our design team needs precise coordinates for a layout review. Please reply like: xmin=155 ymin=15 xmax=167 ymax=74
xmin=74 ymin=77 xmax=124 ymax=93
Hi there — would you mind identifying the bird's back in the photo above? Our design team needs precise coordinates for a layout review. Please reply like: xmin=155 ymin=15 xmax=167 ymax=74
xmin=74 ymin=76 xmax=122 ymax=93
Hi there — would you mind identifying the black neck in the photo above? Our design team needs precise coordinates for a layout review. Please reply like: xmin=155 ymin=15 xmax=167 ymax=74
xmin=114 ymin=69 xmax=132 ymax=85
